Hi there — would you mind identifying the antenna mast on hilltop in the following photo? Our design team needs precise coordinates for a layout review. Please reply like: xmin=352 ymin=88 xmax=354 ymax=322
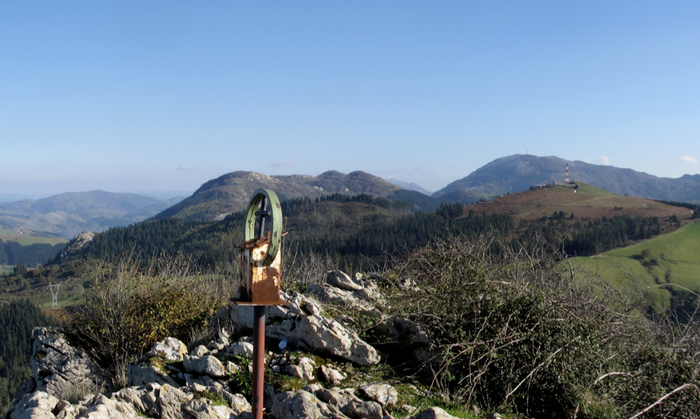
xmin=49 ymin=283 xmax=61 ymax=308
xmin=565 ymin=163 xmax=570 ymax=184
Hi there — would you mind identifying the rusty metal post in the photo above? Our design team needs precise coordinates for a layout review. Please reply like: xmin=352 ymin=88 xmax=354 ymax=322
xmin=252 ymin=305 xmax=266 ymax=419
xmin=234 ymin=189 xmax=285 ymax=419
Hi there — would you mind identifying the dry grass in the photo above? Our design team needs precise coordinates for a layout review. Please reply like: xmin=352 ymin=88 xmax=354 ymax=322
xmin=460 ymin=183 xmax=690 ymax=225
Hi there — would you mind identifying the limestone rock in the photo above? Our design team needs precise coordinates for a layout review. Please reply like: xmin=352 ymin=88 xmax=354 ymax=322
xmin=359 ymin=383 xmax=398 ymax=407
xmin=225 ymin=341 xmax=254 ymax=359
xmin=70 ymin=393 xmax=139 ymax=418
xmin=315 ymin=388 xmax=382 ymax=419
xmin=8 ymin=391 xmax=59 ymax=419
xmin=199 ymin=386 xmax=251 ymax=415
xmin=182 ymin=398 xmax=240 ymax=419
xmin=271 ymin=390 xmax=349 ymax=419
xmin=29 ymin=328 xmax=110 ymax=401
xmin=127 ymin=362 xmax=180 ymax=388
xmin=327 ymin=270 xmax=363 ymax=291
xmin=147 ymin=337 xmax=188 ymax=362
xmin=285 ymin=357 xmax=316 ymax=381
xmin=267 ymin=305 xmax=380 ymax=366
xmin=191 ymin=345 xmax=210 ymax=357
xmin=409 ymin=407 xmax=460 ymax=419
xmin=183 ymin=355 xmax=227 ymax=378
xmin=116 ymin=383 xmax=193 ymax=419
xmin=320 ymin=365 xmax=347 ymax=387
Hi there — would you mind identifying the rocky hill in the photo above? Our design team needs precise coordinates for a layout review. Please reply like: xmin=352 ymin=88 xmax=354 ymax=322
xmin=0 ymin=191 xmax=177 ymax=239
xmin=6 ymin=272 xmax=467 ymax=419
xmin=434 ymin=154 xmax=700 ymax=203
xmin=153 ymin=171 xmax=402 ymax=222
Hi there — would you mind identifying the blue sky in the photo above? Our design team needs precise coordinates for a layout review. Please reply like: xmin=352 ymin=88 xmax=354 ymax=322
xmin=2 ymin=1 xmax=700 ymax=198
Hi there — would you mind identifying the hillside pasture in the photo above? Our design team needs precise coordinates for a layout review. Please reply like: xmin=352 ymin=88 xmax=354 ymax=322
xmin=570 ymin=222 xmax=700 ymax=314
xmin=460 ymin=183 xmax=691 ymax=224
xmin=0 ymin=229 xmax=68 ymax=246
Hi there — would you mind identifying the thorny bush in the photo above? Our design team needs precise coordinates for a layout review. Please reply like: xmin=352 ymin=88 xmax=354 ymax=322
xmin=388 ymin=236 xmax=700 ymax=418
xmin=66 ymin=254 xmax=236 ymax=388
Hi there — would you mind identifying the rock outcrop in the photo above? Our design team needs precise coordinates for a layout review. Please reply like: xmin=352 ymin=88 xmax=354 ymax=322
xmin=8 ymin=270 xmax=463 ymax=419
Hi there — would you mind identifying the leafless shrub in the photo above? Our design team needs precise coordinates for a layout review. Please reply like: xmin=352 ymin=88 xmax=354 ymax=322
xmin=281 ymin=241 xmax=337 ymax=292
xmin=385 ymin=235 xmax=700 ymax=418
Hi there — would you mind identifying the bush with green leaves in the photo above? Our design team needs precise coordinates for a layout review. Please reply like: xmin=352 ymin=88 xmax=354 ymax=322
xmin=66 ymin=255 xmax=236 ymax=386
xmin=387 ymin=236 xmax=700 ymax=418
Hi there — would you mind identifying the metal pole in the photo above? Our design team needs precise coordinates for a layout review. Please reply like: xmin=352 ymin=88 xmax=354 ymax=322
xmin=252 ymin=305 xmax=266 ymax=419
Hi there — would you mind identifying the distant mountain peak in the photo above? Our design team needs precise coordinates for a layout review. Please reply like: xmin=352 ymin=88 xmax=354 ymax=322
xmin=434 ymin=154 xmax=700 ymax=203
xmin=155 ymin=170 xmax=400 ymax=222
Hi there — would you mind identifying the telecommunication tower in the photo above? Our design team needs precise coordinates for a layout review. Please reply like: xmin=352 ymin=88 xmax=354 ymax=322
xmin=565 ymin=163 xmax=570 ymax=184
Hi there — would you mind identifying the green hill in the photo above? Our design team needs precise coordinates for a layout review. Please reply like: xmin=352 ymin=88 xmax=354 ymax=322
xmin=154 ymin=170 xmax=404 ymax=222
xmin=570 ymin=222 xmax=700 ymax=315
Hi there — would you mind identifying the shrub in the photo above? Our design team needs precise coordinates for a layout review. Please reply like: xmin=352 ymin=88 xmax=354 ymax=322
xmin=66 ymin=255 xmax=236 ymax=386
xmin=387 ymin=236 xmax=700 ymax=418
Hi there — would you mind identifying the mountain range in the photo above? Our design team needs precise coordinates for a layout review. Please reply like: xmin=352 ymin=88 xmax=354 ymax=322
xmin=3 ymin=154 xmax=700 ymax=238
xmin=0 ymin=190 xmax=181 ymax=239
xmin=434 ymin=154 xmax=700 ymax=202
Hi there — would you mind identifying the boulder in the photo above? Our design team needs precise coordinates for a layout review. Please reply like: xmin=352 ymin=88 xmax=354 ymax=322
xmin=268 ymin=306 xmax=380 ymax=366
xmin=8 ymin=391 xmax=59 ymax=419
xmin=29 ymin=328 xmax=110 ymax=401
xmin=320 ymin=365 xmax=347 ymax=387
xmin=191 ymin=345 xmax=210 ymax=357
xmin=359 ymin=383 xmax=398 ymax=407
xmin=127 ymin=362 xmax=180 ymax=388
xmin=409 ymin=407 xmax=460 ymax=419
xmin=327 ymin=270 xmax=363 ymax=291
xmin=271 ymin=390 xmax=349 ymax=419
xmin=225 ymin=292 xmax=380 ymax=366
xmin=116 ymin=383 xmax=193 ymax=419
xmin=67 ymin=393 xmax=139 ymax=418
xmin=315 ymin=388 xmax=383 ymax=419
xmin=285 ymin=357 xmax=316 ymax=381
xmin=225 ymin=341 xmax=254 ymax=359
xmin=147 ymin=337 xmax=188 ymax=362
xmin=182 ymin=398 xmax=240 ymax=419
xmin=183 ymin=355 xmax=227 ymax=378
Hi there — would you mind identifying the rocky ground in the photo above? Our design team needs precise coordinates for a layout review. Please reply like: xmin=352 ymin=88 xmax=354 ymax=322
xmin=6 ymin=271 xmax=491 ymax=419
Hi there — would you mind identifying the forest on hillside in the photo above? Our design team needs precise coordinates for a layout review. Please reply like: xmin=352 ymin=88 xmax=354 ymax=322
xmin=0 ymin=299 xmax=57 ymax=413
xmin=0 ymin=242 xmax=66 ymax=268
xmin=47 ymin=192 xmax=681 ymax=275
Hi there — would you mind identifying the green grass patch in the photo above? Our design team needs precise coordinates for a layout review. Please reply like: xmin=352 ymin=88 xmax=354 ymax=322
xmin=570 ymin=222 xmax=700 ymax=313
xmin=15 ymin=236 xmax=67 ymax=246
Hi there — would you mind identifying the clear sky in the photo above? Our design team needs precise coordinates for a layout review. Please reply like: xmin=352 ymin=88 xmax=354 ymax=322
xmin=2 ymin=1 xmax=700 ymax=198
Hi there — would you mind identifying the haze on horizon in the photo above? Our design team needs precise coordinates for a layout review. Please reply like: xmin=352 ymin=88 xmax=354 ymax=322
xmin=2 ymin=1 xmax=700 ymax=199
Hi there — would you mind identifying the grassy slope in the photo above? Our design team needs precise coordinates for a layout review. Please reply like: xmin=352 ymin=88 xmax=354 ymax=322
xmin=570 ymin=222 xmax=700 ymax=313
xmin=0 ymin=229 xmax=69 ymax=246
xmin=460 ymin=183 xmax=692 ymax=223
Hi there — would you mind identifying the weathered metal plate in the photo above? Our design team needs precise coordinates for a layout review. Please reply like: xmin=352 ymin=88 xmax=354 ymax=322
xmin=238 ymin=238 xmax=283 ymax=305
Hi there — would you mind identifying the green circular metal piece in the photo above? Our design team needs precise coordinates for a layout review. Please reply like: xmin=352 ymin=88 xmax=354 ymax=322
xmin=244 ymin=189 xmax=282 ymax=266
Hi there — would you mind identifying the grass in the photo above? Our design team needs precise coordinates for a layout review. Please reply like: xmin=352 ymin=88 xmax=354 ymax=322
xmin=36 ymin=278 xmax=89 ymax=310
xmin=15 ymin=236 xmax=67 ymax=246
xmin=570 ymin=222 xmax=700 ymax=314
xmin=0 ymin=229 xmax=67 ymax=246
xmin=460 ymin=182 xmax=691 ymax=225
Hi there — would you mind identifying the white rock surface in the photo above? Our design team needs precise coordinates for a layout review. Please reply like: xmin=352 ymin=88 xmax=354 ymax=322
xmin=183 ymin=355 xmax=227 ymax=378
xmin=147 ymin=337 xmax=188 ymax=362
xmin=360 ymin=383 xmax=398 ymax=407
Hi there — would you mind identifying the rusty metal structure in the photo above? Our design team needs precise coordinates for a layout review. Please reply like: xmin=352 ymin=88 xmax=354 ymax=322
xmin=234 ymin=189 xmax=285 ymax=419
